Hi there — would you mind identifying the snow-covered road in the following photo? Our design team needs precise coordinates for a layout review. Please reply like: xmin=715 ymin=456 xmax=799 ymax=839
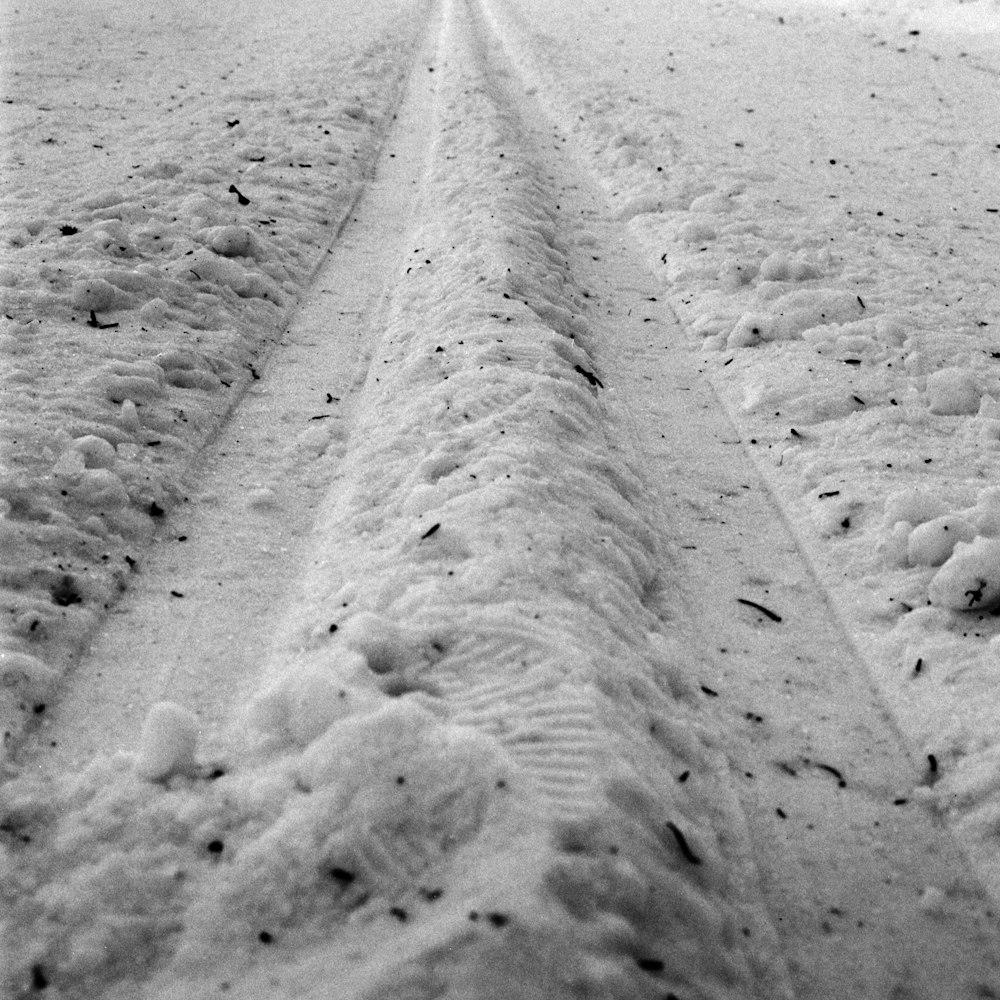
xmin=4 ymin=0 xmax=1000 ymax=996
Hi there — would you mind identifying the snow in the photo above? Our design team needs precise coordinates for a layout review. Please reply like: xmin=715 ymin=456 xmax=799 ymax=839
xmin=929 ymin=536 xmax=1000 ymax=610
xmin=906 ymin=513 xmax=976 ymax=567
xmin=134 ymin=702 xmax=201 ymax=782
xmin=926 ymin=366 xmax=983 ymax=415
xmin=491 ymin=0 xmax=1000 ymax=893
xmin=4 ymin=0 xmax=1000 ymax=995
xmin=0 ymin=0 xmax=423 ymax=715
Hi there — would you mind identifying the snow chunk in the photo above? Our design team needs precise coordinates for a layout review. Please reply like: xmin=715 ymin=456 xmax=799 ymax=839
xmin=688 ymin=191 xmax=733 ymax=213
xmin=0 ymin=650 xmax=57 ymax=698
xmin=927 ymin=367 xmax=980 ymax=416
xmin=81 ymin=188 xmax=129 ymax=211
xmin=52 ymin=448 xmax=85 ymax=479
xmin=101 ymin=373 xmax=165 ymax=404
xmin=52 ymin=445 xmax=129 ymax=509
xmin=727 ymin=289 xmax=862 ymax=347
xmin=879 ymin=519 xmax=913 ymax=568
xmin=71 ymin=435 xmax=117 ymax=470
xmin=176 ymin=249 xmax=283 ymax=302
xmin=73 ymin=469 xmax=130 ymax=510
xmin=250 ymin=652 xmax=375 ymax=746
xmin=979 ymin=394 xmax=1000 ymax=420
xmin=119 ymin=400 xmax=141 ymax=432
xmin=929 ymin=537 xmax=1000 ymax=612
xmin=297 ymin=698 xmax=434 ymax=790
xmin=741 ymin=373 xmax=864 ymax=423
xmin=140 ymin=160 xmax=183 ymax=179
xmin=907 ymin=516 xmax=976 ymax=567
xmin=339 ymin=612 xmax=414 ymax=674
xmin=971 ymin=487 xmax=1000 ymax=537
xmin=883 ymin=489 xmax=949 ymax=529
xmin=758 ymin=251 xmax=821 ymax=282
xmin=295 ymin=698 xmax=508 ymax=802
xmin=801 ymin=316 xmax=905 ymax=354
xmin=718 ymin=259 xmax=757 ymax=290
xmin=613 ymin=193 xmax=664 ymax=220
xmin=135 ymin=702 xmax=200 ymax=781
xmin=727 ymin=311 xmax=775 ymax=348
xmin=71 ymin=277 xmax=134 ymax=312
xmin=97 ymin=359 xmax=167 ymax=405
xmin=296 ymin=423 xmax=334 ymax=457
xmin=198 ymin=225 xmax=267 ymax=261
xmin=676 ymin=218 xmax=717 ymax=243
xmin=89 ymin=223 xmax=139 ymax=259
xmin=138 ymin=297 xmax=169 ymax=324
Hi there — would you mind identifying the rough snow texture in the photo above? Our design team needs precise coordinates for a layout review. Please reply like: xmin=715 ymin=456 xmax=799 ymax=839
xmin=6 ymin=0 xmax=1000 ymax=995
xmin=0 ymin=0 xmax=422 ymax=751
xmin=487 ymin=0 xmax=1000 ymax=899
xmin=1 ymin=1 xmax=791 ymax=998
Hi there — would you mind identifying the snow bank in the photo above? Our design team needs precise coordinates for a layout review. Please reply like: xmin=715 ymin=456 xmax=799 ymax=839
xmin=0 ymin=0 xmax=423 ymax=755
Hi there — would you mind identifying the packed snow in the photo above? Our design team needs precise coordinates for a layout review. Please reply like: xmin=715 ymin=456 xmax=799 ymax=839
xmin=492 ymin=0 xmax=1000 ymax=893
xmin=4 ymin=0 xmax=1000 ymax=996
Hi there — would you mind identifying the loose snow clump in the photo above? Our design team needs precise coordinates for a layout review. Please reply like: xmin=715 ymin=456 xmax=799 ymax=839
xmin=907 ymin=515 xmax=976 ymax=568
xmin=883 ymin=489 xmax=949 ymax=528
xmin=758 ymin=250 xmax=821 ymax=282
xmin=928 ymin=537 xmax=1000 ymax=612
xmin=927 ymin=367 xmax=980 ymax=416
xmin=250 ymin=654 xmax=374 ymax=746
xmin=135 ymin=701 xmax=200 ymax=780
xmin=971 ymin=487 xmax=1000 ymax=536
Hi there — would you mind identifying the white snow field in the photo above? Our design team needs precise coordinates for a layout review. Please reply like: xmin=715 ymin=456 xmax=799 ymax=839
xmin=3 ymin=0 xmax=1000 ymax=996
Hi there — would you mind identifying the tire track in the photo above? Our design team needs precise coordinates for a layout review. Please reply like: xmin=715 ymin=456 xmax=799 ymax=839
xmin=7 ymin=3 xmax=807 ymax=999
xmin=475 ymin=0 xmax=1000 ymax=994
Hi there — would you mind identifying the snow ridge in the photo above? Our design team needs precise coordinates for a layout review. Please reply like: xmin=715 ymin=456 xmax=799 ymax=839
xmin=2 ymin=1 xmax=792 ymax=997
xmin=0 ymin=0 xmax=423 ymax=759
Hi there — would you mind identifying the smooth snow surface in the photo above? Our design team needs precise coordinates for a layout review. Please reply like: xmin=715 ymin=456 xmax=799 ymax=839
xmin=4 ymin=0 xmax=1000 ymax=997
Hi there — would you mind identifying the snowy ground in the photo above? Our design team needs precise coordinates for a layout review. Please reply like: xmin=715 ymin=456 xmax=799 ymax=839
xmin=4 ymin=0 xmax=1000 ymax=996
